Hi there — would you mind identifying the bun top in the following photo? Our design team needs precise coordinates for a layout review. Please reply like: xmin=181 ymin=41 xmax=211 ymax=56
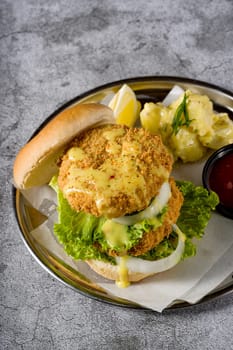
xmin=13 ymin=103 xmax=115 ymax=189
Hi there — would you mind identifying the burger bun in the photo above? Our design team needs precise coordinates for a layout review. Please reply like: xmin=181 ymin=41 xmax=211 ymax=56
xmin=86 ymin=259 xmax=153 ymax=283
xmin=13 ymin=103 xmax=115 ymax=189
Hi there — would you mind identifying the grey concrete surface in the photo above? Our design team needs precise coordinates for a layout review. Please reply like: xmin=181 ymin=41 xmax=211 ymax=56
xmin=1 ymin=0 xmax=233 ymax=349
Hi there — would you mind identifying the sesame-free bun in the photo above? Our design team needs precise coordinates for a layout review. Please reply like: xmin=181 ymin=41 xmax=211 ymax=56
xmin=13 ymin=103 xmax=115 ymax=189
xmin=86 ymin=259 xmax=152 ymax=282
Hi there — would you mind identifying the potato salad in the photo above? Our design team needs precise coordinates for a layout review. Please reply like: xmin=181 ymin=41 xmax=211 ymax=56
xmin=140 ymin=89 xmax=233 ymax=162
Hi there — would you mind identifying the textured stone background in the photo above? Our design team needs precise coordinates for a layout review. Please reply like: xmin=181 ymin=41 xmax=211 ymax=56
xmin=1 ymin=0 xmax=233 ymax=349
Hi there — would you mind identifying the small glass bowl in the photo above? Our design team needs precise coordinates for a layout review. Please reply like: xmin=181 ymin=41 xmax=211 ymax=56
xmin=202 ymin=144 xmax=233 ymax=220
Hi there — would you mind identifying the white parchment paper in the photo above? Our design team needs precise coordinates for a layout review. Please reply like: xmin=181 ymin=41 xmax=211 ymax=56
xmin=21 ymin=177 xmax=233 ymax=312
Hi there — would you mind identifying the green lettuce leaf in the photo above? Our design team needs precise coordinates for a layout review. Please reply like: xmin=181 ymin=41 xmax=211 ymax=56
xmin=50 ymin=177 xmax=218 ymax=264
xmin=139 ymin=180 xmax=219 ymax=261
xmin=176 ymin=180 xmax=219 ymax=239
xmin=50 ymin=176 xmax=165 ymax=262
xmin=138 ymin=233 xmax=196 ymax=261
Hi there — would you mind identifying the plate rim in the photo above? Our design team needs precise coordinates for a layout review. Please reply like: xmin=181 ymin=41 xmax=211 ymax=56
xmin=29 ymin=75 xmax=233 ymax=140
xmin=13 ymin=75 xmax=233 ymax=311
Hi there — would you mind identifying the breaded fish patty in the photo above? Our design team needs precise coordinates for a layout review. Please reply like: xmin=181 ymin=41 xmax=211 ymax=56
xmin=127 ymin=177 xmax=183 ymax=256
xmin=58 ymin=124 xmax=173 ymax=218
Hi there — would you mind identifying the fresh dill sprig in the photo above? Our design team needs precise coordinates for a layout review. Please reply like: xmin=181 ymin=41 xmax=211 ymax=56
xmin=171 ymin=93 xmax=192 ymax=135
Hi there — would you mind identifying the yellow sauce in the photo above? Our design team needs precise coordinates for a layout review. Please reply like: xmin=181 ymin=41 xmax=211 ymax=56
xmin=102 ymin=220 xmax=129 ymax=249
xmin=64 ymin=128 xmax=168 ymax=217
xmin=116 ymin=256 xmax=130 ymax=288
xmin=103 ymin=128 xmax=125 ymax=155
xmin=102 ymin=128 xmax=125 ymax=142
xmin=121 ymin=140 xmax=142 ymax=156
xmin=64 ymin=129 xmax=149 ymax=216
xmin=151 ymin=165 xmax=169 ymax=180
xmin=67 ymin=147 xmax=86 ymax=161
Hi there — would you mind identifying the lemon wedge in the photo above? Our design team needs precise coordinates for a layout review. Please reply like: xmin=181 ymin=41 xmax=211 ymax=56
xmin=108 ymin=84 xmax=140 ymax=126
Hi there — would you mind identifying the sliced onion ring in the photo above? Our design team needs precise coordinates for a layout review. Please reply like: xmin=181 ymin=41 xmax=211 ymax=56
xmin=116 ymin=225 xmax=186 ymax=274
xmin=112 ymin=182 xmax=171 ymax=226
xmin=162 ymin=85 xmax=184 ymax=107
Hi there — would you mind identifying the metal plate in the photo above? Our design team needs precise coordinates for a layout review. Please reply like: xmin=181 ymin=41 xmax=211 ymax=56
xmin=13 ymin=76 xmax=233 ymax=310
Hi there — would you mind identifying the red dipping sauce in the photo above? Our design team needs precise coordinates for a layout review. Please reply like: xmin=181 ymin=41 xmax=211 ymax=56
xmin=203 ymin=144 xmax=233 ymax=219
xmin=208 ymin=153 xmax=233 ymax=209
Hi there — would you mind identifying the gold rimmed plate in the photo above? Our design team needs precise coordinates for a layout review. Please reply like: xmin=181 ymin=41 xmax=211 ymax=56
xmin=13 ymin=76 xmax=233 ymax=310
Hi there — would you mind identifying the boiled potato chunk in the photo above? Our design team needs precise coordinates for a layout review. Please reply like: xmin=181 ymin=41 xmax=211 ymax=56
xmin=200 ymin=113 xmax=233 ymax=149
xmin=169 ymin=128 xmax=206 ymax=163
xmin=140 ymin=103 xmax=166 ymax=134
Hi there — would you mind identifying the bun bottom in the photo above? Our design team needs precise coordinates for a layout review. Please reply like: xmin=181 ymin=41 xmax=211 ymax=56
xmin=86 ymin=259 xmax=153 ymax=283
